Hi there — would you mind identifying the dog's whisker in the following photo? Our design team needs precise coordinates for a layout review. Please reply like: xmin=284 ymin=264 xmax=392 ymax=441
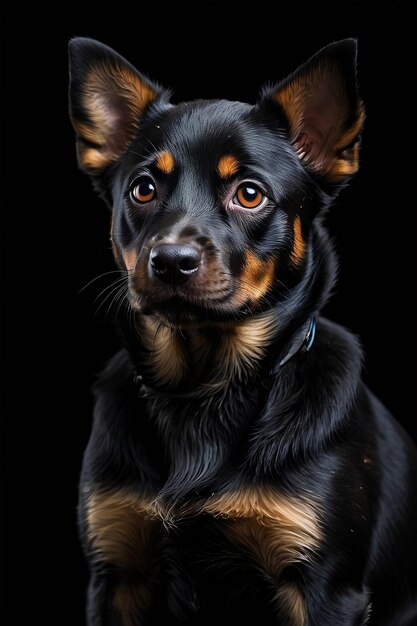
xmin=96 ymin=286 xmax=123 ymax=319
xmin=114 ymin=286 xmax=130 ymax=319
xmin=146 ymin=138 xmax=160 ymax=155
xmin=93 ymin=277 xmax=129 ymax=305
xmin=103 ymin=283 xmax=129 ymax=320
xmin=78 ymin=270 xmax=128 ymax=294
xmin=94 ymin=280 xmax=128 ymax=317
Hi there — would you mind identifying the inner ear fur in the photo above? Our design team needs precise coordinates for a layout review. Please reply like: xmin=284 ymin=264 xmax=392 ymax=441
xmin=69 ymin=37 xmax=167 ymax=174
xmin=262 ymin=39 xmax=365 ymax=183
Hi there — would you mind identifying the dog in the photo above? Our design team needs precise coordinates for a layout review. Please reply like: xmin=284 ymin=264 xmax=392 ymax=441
xmin=69 ymin=37 xmax=417 ymax=625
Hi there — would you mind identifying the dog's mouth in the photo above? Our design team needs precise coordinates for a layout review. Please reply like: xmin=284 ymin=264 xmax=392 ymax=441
xmin=124 ymin=241 xmax=242 ymax=326
xmin=129 ymin=280 xmax=242 ymax=328
xmin=124 ymin=239 xmax=275 ymax=327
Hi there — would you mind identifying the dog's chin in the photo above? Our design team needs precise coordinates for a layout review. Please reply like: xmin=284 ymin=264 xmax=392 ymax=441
xmin=132 ymin=294 xmax=251 ymax=329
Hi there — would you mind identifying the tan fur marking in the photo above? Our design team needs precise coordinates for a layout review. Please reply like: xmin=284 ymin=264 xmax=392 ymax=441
xmin=274 ymin=63 xmax=364 ymax=182
xmin=82 ymin=65 xmax=156 ymax=140
xmin=141 ymin=316 xmax=186 ymax=386
xmin=73 ymin=63 xmax=157 ymax=172
xmin=276 ymin=582 xmax=305 ymax=626
xmin=203 ymin=486 xmax=320 ymax=576
xmin=87 ymin=490 xmax=160 ymax=623
xmin=291 ymin=216 xmax=305 ymax=266
xmin=156 ymin=150 xmax=175 ymax=174
xmin=236 ymin=251 xmax=275 ymax=307
xmin=138 ymin=310 xmax=277 ymax=389
xmin=217 ymin=311 xmax=277 ymax=381
xmin=330 ymin=107 xmax=364 ymax=180
xmin=110 ymin=213 xmax=120 ymax=264
xmin=332 ymin=140 xmax=360 ymax=178
xmin=123 ymin=248 xmax=138 ymax=271
xmin=88 ymin=488 xmax=315 ymax=621
xmin=78 ymin=146 xmax=111 ymax=171
xmin=87 ymin=490 xmax=159 ymax=569
xmin=336 ymin=107 xmax=365 ymax=150
xmin=217 ymin=154 xmax=239 ymax=178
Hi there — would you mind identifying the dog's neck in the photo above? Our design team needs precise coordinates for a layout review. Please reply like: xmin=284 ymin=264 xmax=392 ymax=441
xmin=137 ymin=310 xmax=279 ymax=391
xmin=125 ymin=310 xmax=314 ymax=400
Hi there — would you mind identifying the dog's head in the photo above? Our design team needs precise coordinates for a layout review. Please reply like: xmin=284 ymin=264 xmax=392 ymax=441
xmin=69 ymin=38 xmax=363 ymax=329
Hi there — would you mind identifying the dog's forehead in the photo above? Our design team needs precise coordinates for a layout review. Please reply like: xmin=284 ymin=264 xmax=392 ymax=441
xmin=153 ymin=99 xmax=270 ymax=158
xmin=135 ymin=98 xmax=292 ymax=179
xmin=165 ymin=99 xmax=250 ymax=128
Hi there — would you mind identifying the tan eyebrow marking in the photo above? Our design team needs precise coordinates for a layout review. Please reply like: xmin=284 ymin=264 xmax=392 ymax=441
xmin=155 ymin=150 xmax=175 ymax=174
xmin=217 ymin=154 xmax=239 ymax=178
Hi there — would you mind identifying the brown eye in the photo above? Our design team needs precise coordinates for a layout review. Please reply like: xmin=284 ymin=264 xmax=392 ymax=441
xmin=130 ymin=177 xmax=156 ymax=204
xmin=234 ymin=184 xmax=265 ymax=209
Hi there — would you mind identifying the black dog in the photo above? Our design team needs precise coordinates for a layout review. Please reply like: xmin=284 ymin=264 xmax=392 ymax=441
xmin=69 ymin=38 xmax=417 ymax=625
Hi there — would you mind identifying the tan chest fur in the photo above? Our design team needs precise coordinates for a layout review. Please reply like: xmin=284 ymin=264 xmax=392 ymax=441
xmin=87 ymin=486 xmax=320 ymax=625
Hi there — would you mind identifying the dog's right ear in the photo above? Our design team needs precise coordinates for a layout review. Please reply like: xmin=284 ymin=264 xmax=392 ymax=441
xmin=260 ymin=39 xmax=364 ymax=185
xmin=68 ymin=38 xmax=167 ymax=174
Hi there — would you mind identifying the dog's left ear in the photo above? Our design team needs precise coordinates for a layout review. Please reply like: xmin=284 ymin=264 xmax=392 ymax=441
xmin=261 ymin=39 xmax=364 ymax=183
xmin=69 ymin=37 xmax=167 ymax=174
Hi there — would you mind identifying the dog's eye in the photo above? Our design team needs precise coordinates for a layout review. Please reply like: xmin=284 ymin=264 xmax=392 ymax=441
xmin=130 ymin=177 xmax=156 ymax=204
xmin=233 ymin=184 xmax=266 ymax=210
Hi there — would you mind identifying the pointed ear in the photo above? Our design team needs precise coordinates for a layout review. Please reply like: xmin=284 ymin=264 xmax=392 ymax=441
xmin=68 ymin=38 xmax=167 ymax=174
xmin=261 ymin=39 xmax=364 ymax=183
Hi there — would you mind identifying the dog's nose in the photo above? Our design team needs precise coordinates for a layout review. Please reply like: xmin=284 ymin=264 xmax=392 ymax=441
xmin=149 ymin=243 xmax=201 ymax=285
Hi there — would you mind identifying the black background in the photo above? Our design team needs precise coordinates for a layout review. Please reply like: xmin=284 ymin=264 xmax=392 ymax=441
xmin=1 ymin=2 xmax=414 ymax=623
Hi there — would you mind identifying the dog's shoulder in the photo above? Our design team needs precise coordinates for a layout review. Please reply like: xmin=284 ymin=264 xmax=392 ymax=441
xmin=247 ymin=317 xmax=363 ymax=471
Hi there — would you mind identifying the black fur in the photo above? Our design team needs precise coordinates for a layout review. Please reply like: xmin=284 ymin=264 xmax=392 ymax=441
xmin=69 ymin=37 xmax=417 ymax=625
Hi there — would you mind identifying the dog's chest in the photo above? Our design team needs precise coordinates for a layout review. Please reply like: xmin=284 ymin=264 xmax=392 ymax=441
xmin=86 ymin=388 xmax=321 ymax=623
xmin=86 ymin=485 xmax=320 ymax=576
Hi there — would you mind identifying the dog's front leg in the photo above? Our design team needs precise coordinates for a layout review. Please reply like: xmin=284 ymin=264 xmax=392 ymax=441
xmin=81 ymin=486 xmax=164 ymax=626
xmin=86 ymin=571 xmax=122 ymax=626
xmin=86 ymin=566 xmax=159 ymax=626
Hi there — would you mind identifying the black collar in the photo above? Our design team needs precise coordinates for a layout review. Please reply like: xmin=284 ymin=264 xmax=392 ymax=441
xmin=133 ymin=317 xmax=317 ymax=400
xmin=272 ymin=316 xmax=316 ymax=373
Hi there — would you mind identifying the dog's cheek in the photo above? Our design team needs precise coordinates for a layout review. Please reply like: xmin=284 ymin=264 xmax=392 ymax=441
xmin=290 ymin=216 xmax=306 ymax=267
xmin=234 ymin=251 xmax=276 ymax=307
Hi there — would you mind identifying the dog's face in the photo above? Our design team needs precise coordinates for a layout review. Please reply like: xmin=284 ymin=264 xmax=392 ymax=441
xmin=69 ymin=38 xmax=363 ymax=328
